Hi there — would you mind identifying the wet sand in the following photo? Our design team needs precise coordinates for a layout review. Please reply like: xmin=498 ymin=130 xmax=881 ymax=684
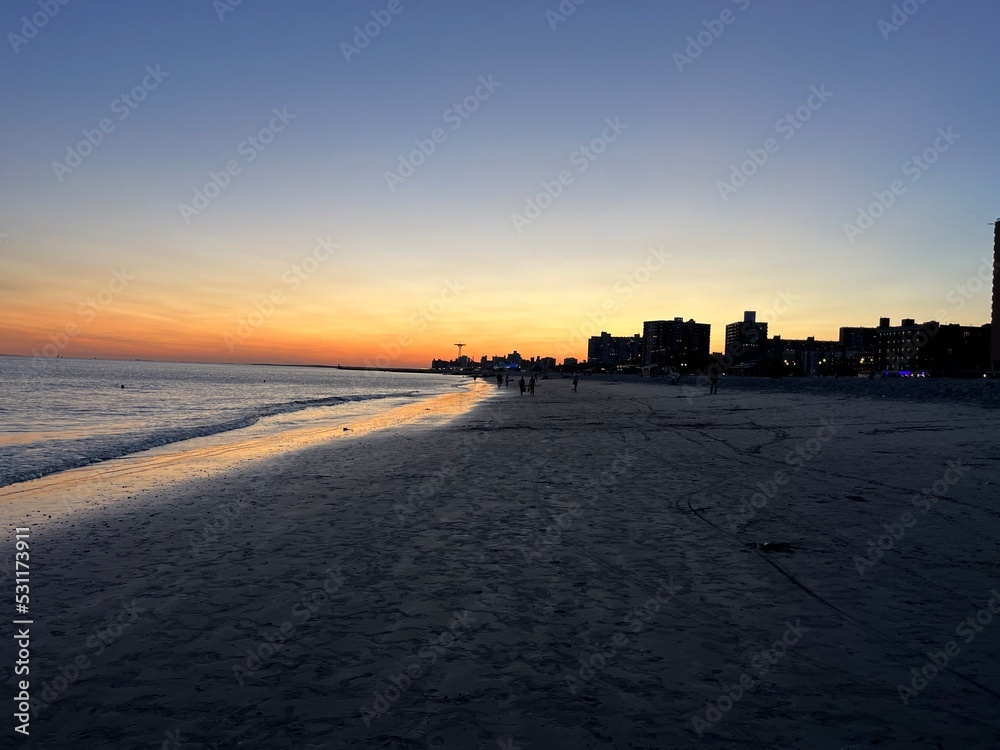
xmin=3 ymin=377 xmax=1000 ymax=748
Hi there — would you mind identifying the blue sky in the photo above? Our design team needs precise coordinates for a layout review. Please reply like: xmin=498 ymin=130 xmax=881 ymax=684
xmin=1 ymin=0 xmax=997 ymax=364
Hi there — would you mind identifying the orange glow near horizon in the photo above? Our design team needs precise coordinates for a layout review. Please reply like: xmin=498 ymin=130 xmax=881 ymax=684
xmin=3 ymin=219 xmax=992 ymax=368
xmin=4 ymin=266 xmax=993 ymax=368
xmin=5 ymin=286 xmax=990 ymax=369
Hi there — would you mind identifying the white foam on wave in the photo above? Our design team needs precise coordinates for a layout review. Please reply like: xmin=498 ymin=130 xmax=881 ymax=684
xmin=0 ymin=391 xmax=414 ymax=488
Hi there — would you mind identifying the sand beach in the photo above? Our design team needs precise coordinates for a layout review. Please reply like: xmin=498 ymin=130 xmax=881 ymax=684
xmin=3 ymin=376 xmax=1000 ymax=748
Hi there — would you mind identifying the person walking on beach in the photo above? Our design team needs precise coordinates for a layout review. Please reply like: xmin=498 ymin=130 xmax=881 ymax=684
xmin=528 ymin=375 xmax=536 ymax=395
xmin=519 ymin=376 xmax=526 ymax=395
xmin=572 ymin=374 xmax=579 ymax=392
xmin=505 ymin=374 xmax=510 ymax=388
xmin=496 ymin=373 xmax=503 ymax=388
xmin=709 ymin=368 xmax=720 ymax=395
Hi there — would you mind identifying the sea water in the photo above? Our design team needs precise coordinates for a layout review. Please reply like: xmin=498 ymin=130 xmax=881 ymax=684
xmin=0 ymin=356 xmax=458 ymax=487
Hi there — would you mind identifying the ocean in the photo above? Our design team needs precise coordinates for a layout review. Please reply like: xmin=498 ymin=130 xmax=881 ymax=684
xmin=0 ymin=356 xmax=460 ymax=488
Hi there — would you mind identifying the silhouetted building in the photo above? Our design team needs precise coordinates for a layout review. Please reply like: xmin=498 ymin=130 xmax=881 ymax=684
xmin=824 ymin=318 xmax=987 ymax=375
xmin=766 ymin=336 xmax=840 ymax=376
xmin=725 ymin=311 xmax=768 ymax=365
xmin=875 ymin=318 xmax=989 ymax=374
xmin=992 ymin=220 xmax=1000 ymax=369
xmin=925 ymin=323 xmax=991 ymax=373
xmin=877 ymin=319 xmax=925 ymax=371
xmin=642 ymin=318 xmax=710 ymax=373
xmin=588 ymin=332 xmax=643 ymax=369
xmin=563 ymin=357 xmax=578 ymax=368
xmin=838 ymin=325 xmax=880 ymax=374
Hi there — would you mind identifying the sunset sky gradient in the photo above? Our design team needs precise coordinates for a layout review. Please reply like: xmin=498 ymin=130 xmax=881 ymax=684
xmin=2 ymin=0 xmax=998 ymax=367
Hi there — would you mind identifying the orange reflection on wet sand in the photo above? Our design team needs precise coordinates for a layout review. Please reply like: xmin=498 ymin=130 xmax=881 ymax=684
xmin=0 ymin=379 xmax=492 ymax=520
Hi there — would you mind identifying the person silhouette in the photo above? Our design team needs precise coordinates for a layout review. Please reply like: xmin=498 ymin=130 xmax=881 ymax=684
xmin=519 ymin=376 xmax=526 ymax=395
xmin=505 ymin=374 xmax=510 ymax=388
xmin=572 ymin=374 xmax=579 ymax=392
xmin=528 ymin=375 xmax=536 ymax=395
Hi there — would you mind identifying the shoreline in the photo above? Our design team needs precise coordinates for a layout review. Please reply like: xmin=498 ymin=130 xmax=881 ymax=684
xmin=0 ymin=357 xmax=477 ymax=490
xmin=0 ymin=380 xmax=492 ymax=523
xmin=7 ymin=380 xmax=1000 ymax=748
xmin=0 ymin=352 xmax=468 ymax=375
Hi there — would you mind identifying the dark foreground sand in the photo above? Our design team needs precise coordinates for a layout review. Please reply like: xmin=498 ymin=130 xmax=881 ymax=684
xmin=3 ymin=378 xmax=1000 ymax=749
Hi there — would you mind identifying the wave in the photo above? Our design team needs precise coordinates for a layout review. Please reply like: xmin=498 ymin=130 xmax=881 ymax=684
xmin=0 ymin=391 xmax=416 ymax=488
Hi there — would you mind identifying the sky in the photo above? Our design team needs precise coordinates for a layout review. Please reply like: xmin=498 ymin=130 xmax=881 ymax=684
xmin=1 ymin=0 xmax=998 ymax=367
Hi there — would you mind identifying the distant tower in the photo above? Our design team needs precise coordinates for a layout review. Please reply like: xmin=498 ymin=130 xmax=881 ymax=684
xmin=454 ymin=343 xmax=466 ymax=360
xmin=992 ymin=221 xmax=1000 ymax=370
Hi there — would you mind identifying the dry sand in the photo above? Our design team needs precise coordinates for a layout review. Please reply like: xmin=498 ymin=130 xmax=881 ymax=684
xmin=3 ymin=376 xmax=1000 ymax=748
